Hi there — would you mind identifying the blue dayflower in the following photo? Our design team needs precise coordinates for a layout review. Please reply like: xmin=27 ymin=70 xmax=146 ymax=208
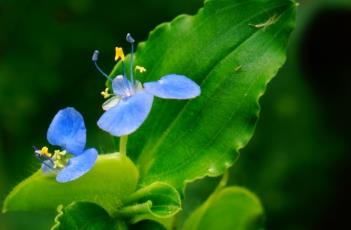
xmin=34 ymin=107 xmax=98 ymax=183
xmin=93 ymin=33 xmax=201 ymax=137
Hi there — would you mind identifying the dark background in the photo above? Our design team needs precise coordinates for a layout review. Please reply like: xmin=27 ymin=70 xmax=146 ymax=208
xmin=1 ymin=0 xmax=350 ymax=229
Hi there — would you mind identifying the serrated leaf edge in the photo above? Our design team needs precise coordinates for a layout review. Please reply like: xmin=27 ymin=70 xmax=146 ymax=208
xmin=50 ymin=204 xmax=64 ymax=230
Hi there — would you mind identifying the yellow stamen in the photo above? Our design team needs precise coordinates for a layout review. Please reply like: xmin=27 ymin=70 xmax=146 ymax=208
xmin=53 ymin=150 xmax=66 ymax=160
xmin=52 ymin=150 xmax=67 ymax=169
xmin=135 ymin=66 xmax=147 ymax=73
xmin=40 ymin=146 xmax=52 ymax=157
xmin=115 ymin=47 xmax=125 ymax=61
xmin=101 ymin=88 xmax=111 ymax=99
xmin=53 ymin=160 xmax=65 ymax=169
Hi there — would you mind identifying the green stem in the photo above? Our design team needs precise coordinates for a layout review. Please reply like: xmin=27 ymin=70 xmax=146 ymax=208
xmin=121 ymin=185 xmax=152 ymax=206
xmin=112 ymin=201 xmax=152 ymax=218
xmin=119 ymin=136 xmax=128 ymax=156
xmin=214 ymin=170 xmax=229 ymax=193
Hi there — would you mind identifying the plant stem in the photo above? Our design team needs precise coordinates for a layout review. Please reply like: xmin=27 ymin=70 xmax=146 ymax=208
xmin=119 ymin=136 xmax=128 ymax=156
xmin=112 ymin=201 xmax=152 ymax=218
xmin=216 ymin=170 xmax=229 ymax=191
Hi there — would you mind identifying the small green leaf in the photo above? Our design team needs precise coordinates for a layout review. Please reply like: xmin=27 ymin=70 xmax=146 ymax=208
xmin=112 ymin=0 xmax=296 ymax=192
xmin=51 ymin=202 xmax=126 ymax=230
xmin=3 ymin=153 xmax=139 ymax=214
xmin=118 ymin=182 xmax=181 ymax=222
xmin=183 ymin=187 xmax=264 ymax=230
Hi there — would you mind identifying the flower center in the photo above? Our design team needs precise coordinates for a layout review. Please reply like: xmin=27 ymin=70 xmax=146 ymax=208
xmin=34 ymin=146 xmax=70 ymax=171
xmin=92 ymin=33 xmax=147 ymax=100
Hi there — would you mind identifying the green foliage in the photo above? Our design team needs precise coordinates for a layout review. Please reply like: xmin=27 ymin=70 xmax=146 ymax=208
xmin=111 ymin=0 xmax=297 ymax=192
xmin=1 ymin=0 xmax=297 ymax=229
xmin=3 ymin=154 xmax=139 ymax=214
xmin=51 ymin=202 xmax=124 ymax=230
xmin=183 ymin=186 xmax=264 ymax=230
xmin=49 ymin=182 xmax=179 ymax=230
xmin=230 ymin=1 xmax=350 ymax=228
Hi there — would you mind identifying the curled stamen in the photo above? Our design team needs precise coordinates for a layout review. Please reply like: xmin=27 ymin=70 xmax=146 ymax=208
xmin=126 ymin=33 xmax=135 ymax=86
xmin=92 ymin=50 xmax=113 ymax=81
xmin=92 ymin=50 xmax=99 ymax=62
xmin=126 ymin=33 xmax=135 ymax=43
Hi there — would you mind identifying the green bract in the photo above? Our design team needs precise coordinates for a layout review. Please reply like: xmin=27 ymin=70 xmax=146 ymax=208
xmin=3 ymin=154 xmax=139 ymax=214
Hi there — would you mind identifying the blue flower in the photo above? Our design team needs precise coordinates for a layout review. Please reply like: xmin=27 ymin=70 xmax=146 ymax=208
xmin=93 ymin=33 xmax=201 ymax=137
xmin=34 ymin=107 xmax=98 ymax=183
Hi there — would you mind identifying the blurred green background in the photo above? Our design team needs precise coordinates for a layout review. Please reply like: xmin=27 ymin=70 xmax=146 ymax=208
xmin=1 ymin=0 xmax=350 ymax=229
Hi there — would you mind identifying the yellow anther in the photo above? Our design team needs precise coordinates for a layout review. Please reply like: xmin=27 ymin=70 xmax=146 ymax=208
xmin=115 ymin=47 xmax=125 ymax=61
xmin=101 ymin=88 xmax=111 ymax=99
xmin=52 ymin=150 xmax=67 ymax=169
xmin=53 ymin=150 xmax=66 ymax=160
xmin=53 ymin=160 xmax=65 ymax=169
xmin=135 ymin=66 xmax=147 ymax=73
xmin=40 ymin=146 xmax=52 ymax=157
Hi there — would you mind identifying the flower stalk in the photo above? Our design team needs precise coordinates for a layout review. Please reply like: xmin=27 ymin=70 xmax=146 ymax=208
xmin=119 ymin=135 xmax=128 ymax=156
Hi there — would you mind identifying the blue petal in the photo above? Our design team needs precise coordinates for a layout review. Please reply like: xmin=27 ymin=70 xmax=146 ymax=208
xmin=97 ymin=92 xmax=154 ymax=136
xmin=112 ymin=75 xmax=133 ymax=97
xmin=56 ymin=148 xmax=98 ymax=183
xmin=144 ymin=74 xmax=201 ymax=99
xmin=47 ymin=107 xmax=86 ymax=155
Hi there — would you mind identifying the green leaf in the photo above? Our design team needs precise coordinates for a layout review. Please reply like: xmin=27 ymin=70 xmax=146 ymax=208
xmin=51 ymin=202 xmax=126 ymax=230
xmin=113 ymin=0 xmax=296 ymax=191
xmin=3 ymin=153 xmax=139 ymax=214
xmin=183 ymin=187 xmax=264 ymax=230
xmin=118 ymin=182 xmax=181 ymax=223
xmin=230 ymin=1 xmax=351 ymax=228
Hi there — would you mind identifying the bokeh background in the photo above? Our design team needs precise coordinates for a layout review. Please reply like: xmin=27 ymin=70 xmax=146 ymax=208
xmin=0 ymin=0 xmax=350 ymax=229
